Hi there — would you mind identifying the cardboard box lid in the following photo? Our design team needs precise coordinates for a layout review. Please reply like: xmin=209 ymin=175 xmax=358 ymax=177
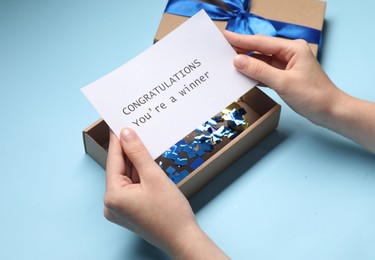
xmin=251 ymin=0 xmax=326 ymax=30
xmin=155 ymin=0 xmax=326 ymax=56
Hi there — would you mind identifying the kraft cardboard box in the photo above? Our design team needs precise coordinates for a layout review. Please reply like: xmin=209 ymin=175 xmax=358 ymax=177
xmin=83 ymin=87 xmax=281 ymax=197
xmin=155 ymin=0 xmax=326 ymax=56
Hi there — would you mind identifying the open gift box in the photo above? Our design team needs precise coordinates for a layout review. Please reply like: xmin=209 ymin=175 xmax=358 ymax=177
xmin=83 ymin=87 xmax=281 ymax=197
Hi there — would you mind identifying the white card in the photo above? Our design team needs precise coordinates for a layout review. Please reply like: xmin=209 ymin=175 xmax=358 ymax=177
xmin=81 ymin=10 xmax=257 ymax=159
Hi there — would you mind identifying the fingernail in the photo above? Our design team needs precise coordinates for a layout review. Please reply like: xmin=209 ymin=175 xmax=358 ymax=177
xmin=234 ymin=55 xmax=247 ymax=70
xmin=121 ymin=128 xmax=136 ymax=142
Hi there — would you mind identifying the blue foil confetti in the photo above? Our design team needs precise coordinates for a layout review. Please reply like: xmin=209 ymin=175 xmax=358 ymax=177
xmin=180 ymin=169 xmax=189 ymax=179
xmin=190 ymin=157 xmax=204 ymax=170
xmin=175 ymin=157 xmax=188 ymax=166
xmin=157 ymin=103 xmax=249 ymax=184
xmin=166 ymin=166 xmax=176 ymax=175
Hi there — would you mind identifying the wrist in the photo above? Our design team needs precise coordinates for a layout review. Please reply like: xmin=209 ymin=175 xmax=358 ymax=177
xmin=308 ymin=82 xmax=346 ymax=130
xmin=320 ymin=87 xmax=351 ymax=133
xmin=167 ymin=221 xmax=229 ymax=259
xmin=322 ymin=90 xmax=375 ymax=153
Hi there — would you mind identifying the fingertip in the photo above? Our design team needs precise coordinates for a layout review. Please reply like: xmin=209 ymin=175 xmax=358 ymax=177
xmin=120 ymin=128 xmax=137 ymax=143
xmin=233 ymin=54 xmax=280 ymax=89
xmin=223 ymin=29 xmax=233 ymax=36
xmin=233 ymin=54 xmax=248 ymax=70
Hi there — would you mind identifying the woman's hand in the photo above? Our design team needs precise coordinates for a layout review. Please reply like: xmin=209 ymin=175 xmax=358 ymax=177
xmin=224 ymin=31 xmax=375 ymax=153
xmin=104 ymin=128 xmax=229 ymax=259
xmin=224 ymin=30 xmax=339 ymax=126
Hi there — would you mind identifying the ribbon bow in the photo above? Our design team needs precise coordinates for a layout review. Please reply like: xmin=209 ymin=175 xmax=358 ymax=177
xmin=165 ymin=0 xmax=322 ymax=46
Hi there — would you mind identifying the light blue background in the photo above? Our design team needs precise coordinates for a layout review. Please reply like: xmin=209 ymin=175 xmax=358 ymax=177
xmin=1 ymin=1 xmax=374 ymax=259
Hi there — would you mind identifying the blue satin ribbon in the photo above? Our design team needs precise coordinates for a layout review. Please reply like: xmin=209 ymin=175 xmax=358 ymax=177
xmin=165 ymin=0 xmax=322 ymax=47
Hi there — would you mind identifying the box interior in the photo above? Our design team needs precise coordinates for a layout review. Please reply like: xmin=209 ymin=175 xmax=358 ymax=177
xmin=83 ymin=87 xmax=280 ymax=191
xmin=174 ymin=87 xmax=279 ymax=192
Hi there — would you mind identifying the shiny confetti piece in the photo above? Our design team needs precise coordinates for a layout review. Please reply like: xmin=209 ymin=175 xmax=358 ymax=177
xmin=175 ymin=157 xmax=188 ymax=166
xmin=190 ymin=157 xmax=204 ymax=170
xmin=166 ymin=166 xmax=176 ymax=175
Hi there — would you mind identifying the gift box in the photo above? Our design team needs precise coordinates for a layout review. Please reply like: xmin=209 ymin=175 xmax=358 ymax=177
xmin=83 ymin=87 xmax=281 ymax=197
xmin=155 ymin=0 xmax=326 ymax=56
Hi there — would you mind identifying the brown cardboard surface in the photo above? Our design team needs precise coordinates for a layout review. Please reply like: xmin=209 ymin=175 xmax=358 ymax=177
xmin=83 ymin=119 xmax=109 ymax=169
xmin=83 ymin=87 xmax=281 ymax=197
xmin=155 ymin=0 xmax=326 ymax=56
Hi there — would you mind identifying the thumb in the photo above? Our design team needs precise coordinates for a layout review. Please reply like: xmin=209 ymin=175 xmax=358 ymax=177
xmin=233 ymin=54 xmax=283 ymax=90
xmin=120 ymin=128 xmax=157 ymax=179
